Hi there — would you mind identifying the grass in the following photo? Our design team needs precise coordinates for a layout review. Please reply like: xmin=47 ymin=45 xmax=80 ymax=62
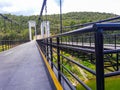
xmin=52 ymin=50 xmax=120 ymax=90
xmin=76 ymin=77 xmax=120 ymax=90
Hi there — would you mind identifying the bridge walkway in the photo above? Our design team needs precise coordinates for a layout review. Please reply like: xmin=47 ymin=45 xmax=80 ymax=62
xmin=0 ymin=41 xmax=59 ymax=90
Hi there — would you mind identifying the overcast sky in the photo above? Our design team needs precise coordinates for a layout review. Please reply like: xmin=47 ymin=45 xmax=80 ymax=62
xmin=0 ymin=0 xmax=120 ymax=16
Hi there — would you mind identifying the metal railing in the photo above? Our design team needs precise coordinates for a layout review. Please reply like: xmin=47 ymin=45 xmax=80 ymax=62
xmin=0 ymin=14 xmax=29 ymax=52
xmin=37 ymin=22 xmax=120 ymax=90
xmin=0 ymin=40 xmax=29 ymax=52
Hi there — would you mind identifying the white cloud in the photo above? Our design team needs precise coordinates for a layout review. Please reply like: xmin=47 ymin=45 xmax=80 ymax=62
xmin=0 ymin=0 xmax=42 ymax=15
xmin=47 ymin=0 xmax=60 ymax=14
xmin=62 ymin=0 xmax=120 ymax=15
xmin=0 ymin=0 xmax=120 ymax=15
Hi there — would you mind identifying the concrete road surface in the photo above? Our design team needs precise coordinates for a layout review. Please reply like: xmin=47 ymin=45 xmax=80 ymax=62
xmin=0 ymin=41 xmax=52 ymax=90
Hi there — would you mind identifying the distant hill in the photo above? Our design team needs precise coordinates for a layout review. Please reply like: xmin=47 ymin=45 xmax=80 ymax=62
xmin=0 ymin=12 xmax=118 ymax=40
xmin=46 ymin=12 xmax=117 ymax=34
xmin=62 ymin=12 xmax=117 ymax=25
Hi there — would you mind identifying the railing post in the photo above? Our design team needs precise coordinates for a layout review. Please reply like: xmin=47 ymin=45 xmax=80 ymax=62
xmin=46 ymin=39 xmax=48 ymax=60
xmin=95 ymin=28 xmax=104 ymax=90
xmin=50 ymin=38 xmax=53 ymax=69
xmin=115 ymin=34 xmax=116 ymax=49
xmin=11 ymin=40 xmax=13 ymax=48
xmin=116 ymin=53 xmax=119 ymax=71
xmin=57 ymin=37 xmax=61 ymax=83
xmin=8 ymin=40 xmax=10 ymax=49
xmin=5 ymin=40 xmax=7 ymax=50
xmin=2 ymin=41 xmax=4 ymax=51
xmin=76 ymin=36 xmax=78 ymax=45
xmin=71 ymin=36 xmax=73 ymax=45
xmin=82 ymin=36 xmax=83 ymax=46
xmin=66 ymin=37 xmax=68 ymax=45
xmin=89 ymin=35 xmax=92 ymax=47
xmin=43 ymin=40 xmax=46 ymax=55
xmin=10 ymin=40 xmax=11 ymax=48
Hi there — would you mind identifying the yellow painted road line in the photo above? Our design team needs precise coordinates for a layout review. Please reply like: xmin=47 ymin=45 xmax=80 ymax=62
xmin=37 ymin=44 xmax=63 ymax=90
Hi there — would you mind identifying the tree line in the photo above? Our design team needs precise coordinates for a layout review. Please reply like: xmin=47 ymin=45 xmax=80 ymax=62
xmin=0 ymin=12 xmax=117 ymax=40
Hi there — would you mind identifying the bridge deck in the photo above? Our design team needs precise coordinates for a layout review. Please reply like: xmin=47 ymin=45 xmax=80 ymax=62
xmin=0 ymin=41 xmax=52 ymax=90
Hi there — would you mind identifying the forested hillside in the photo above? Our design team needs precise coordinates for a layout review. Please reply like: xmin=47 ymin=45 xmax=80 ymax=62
xmin=0 ymin=12 xmax=117 ymax=40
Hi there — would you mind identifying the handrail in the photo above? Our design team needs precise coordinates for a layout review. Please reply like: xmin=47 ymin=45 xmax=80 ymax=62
xmin=37 ymin=22 xmax=120 ymax=90
xmin=0 ymin=13 xmax=19 ymax=24
xmin=40 ymin=23 xmax=120 ymax=40
xmin=0 ymin=40 xmax=29 ymax=52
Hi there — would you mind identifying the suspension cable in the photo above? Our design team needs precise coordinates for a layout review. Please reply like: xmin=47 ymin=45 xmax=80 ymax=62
xmin=45 ymin=0 xmax=47 ymax=21
xmin=60 ymin=0 xmax=62 ymax=34
xmin=45 ymin=0 xmax=48 ymax=28
xmin=38 ymin=0 xmax=47 ymax=21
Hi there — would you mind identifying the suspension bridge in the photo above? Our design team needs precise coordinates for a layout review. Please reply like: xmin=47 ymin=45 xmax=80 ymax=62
xmin=0 ymin=0 xmax=120 ymax=90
